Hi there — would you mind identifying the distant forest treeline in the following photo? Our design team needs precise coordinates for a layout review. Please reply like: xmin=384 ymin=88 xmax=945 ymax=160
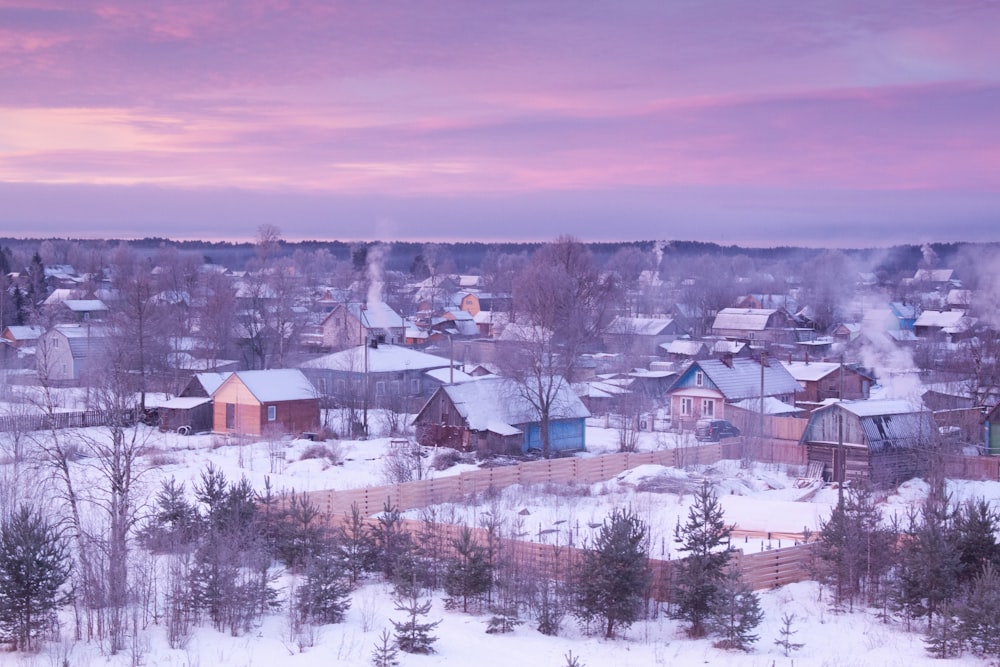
xmin=0 ymin=235 xmax=983 ymax=275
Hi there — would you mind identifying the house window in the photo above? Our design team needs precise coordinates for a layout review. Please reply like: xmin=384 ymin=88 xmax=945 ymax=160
xmin=391 ymin=380 xmax=401 ymax=395
xmin=695 ymin=371 xmax=704 ymax=387
xmin=319 ymin=378 xmax=328 ymax=394
xmin=226 ymin=403 xmax=235 ymax=429
xmin=267 ymin=405 xmax=277 ymax=422
xmin=702 ymin=399 xmax=715 ymax=417
xmin=680 ymin=397 xmax=693 ymax=416
xmin=411 ymin=379 xmax=420 ymax=394
xmin=375 ymin=381 xmax=386 ymax=396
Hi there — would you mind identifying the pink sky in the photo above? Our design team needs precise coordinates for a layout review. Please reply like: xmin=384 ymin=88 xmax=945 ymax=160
xmin=0 ymin=1 xmax=998 ymax=245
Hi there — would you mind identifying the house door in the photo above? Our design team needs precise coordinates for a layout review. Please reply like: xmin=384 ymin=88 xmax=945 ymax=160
xmin=226 ymin=403 xmax=235 ymax=429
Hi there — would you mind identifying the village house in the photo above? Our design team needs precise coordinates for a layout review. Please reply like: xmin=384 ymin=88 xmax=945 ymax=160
xmin=211 ymin=369 xmax=319 ymax=437
xmin=710 ymin=307 xmax=798 ymax=346
xmin=665 ymin=356 xmax=801 ymax=432
xmin=779 ymin=360 xmax=873 ymax=408
xmin=799 ymin=399 xmax=938 ymax=487
xmin=298 ymin=344 xmax=458 ymax=412
xmin=603 ymin=316 xmax=682 ymax=357
xmin=35 ymin=324 xmax=109 ymax=384
xmin=318 ymin=301 xmax=406 ymax=350
xmin=413 ymin=376 xmax=590 ymax=456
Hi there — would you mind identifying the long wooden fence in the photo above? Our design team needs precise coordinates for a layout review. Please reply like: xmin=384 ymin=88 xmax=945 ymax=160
xmin=307 ymin=444 xmax=724 ymax=519
xmin=389 ymin=516 xmax=816 ymax=599
xmin=0 ymin=408 xmax=137 ymax=433
xmin=309 ymin=439 xmax=821 ymax=592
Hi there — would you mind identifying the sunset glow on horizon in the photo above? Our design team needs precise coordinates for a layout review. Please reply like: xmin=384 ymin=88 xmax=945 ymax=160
xmin=1 ymin=1 xmax=998 ymax=245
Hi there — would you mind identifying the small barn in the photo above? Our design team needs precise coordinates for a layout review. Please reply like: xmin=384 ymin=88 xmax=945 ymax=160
xmin=413 ymin=376 xmax=590 ymax=457
xmin=799 ymin=399 xmax=938 ymax=487
xmin=158 ymin=397 xmax=214 ymax=434
xmin=211 ymin=369 xmax=320 ymax=437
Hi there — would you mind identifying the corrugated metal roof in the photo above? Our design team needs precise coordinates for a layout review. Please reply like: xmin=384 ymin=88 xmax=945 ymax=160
xmin=697 ymin=358 xmax=801 ymax=401
xmin=860 ymin=411 xmax=936 ymax=453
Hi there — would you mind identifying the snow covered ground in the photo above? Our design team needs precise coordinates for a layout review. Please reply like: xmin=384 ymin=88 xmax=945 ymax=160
xmin=2 ymin=393 xmax=999 ymax=666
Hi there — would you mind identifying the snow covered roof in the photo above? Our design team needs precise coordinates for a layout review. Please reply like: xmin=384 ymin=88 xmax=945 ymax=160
xmin=914 ymin=310 xmax=970 ymax=332
xmin=3 ymin=325 xmax=44 ymax=341
xmin=663 ymin=339 xmax=707 ymax=356
xmin=731 ymin=396 xmax=804 ymax=416
xmin=424 ymin=367 xmax=475 ymax=384
xmin=433 ymin=376 xmax=590 ymax=431
xmin=300 ymin=344 xmax=454 ymax=373
xmin=219 ymin=369 xmax=317 ymax=403
xmin=607 ymin=316 xmax=675 ymax=336
xmin=689 ymin=358 xmax=801 ymax=401
xmin=712 ymin=308 xmax=781 ymax=331
xmin=913 ymin=268 xmax=954 ymax=282
xmin=63 ymin=299 xmax=108 ymax=312
xmin=191 ymin=372 xmax=232 ymax=395
xmin=780 ymin=361 xmax=842 ymax=383
xmin=838 ymin=399 xmax=921 ymax=417
xmin=159 ymin=396 xmax=211 ymax=410
xmin=712 ymin=340 xmax=747 ymax=355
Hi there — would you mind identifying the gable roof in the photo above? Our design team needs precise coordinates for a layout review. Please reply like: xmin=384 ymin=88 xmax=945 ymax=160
xmin=676 ymin=358 xmax=801 ymax=401
xmin=607 ymin=316 xmax=676 ymax=336
xmin=427 ymin=376 xmax=589 ymax=431
xmin=300 ymin=344 xmax=454 ymax=373
xmin=216 ymin=369 xmax=317 ymax=403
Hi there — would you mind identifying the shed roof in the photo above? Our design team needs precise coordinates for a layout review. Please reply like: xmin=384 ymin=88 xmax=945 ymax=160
xmin=607 ymin=316 xmax=676 ymax=336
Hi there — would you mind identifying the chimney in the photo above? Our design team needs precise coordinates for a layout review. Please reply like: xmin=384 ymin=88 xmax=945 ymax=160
xmin=721 ymin=352 xmax=733 ymax=368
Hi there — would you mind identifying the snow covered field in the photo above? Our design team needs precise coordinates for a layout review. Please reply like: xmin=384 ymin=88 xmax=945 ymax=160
xmin=2 ymin=396 xmax=999 ymax=666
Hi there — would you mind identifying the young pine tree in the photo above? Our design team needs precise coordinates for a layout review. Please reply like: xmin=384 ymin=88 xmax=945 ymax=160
xmin=443 ymin=526 xmax=492 ymax=613
xmin=0 ymin=506 xmax=72 ymax=652
xmin=573 ymin=507 xmax=651 ymax=639
xmin=773 ymin=612 xmax=805 ymax=657
xmin=708 ymin=567 xmax=763 ymax=651
xmin=670 ymin=482 xmax=733 ymax=638
xmin=371 ymin=628 xmax=400 ymax=667
xmin=391 ymin=581 xmax=440 ymax=654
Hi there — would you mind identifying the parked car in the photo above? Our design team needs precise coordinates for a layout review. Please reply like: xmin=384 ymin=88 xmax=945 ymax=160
xmin=695 ymin=418 xmax=740 ymax=442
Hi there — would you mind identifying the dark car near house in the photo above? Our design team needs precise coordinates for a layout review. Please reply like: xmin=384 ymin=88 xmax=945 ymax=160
xmin=695 ymin=418 xmax=741 ymax=442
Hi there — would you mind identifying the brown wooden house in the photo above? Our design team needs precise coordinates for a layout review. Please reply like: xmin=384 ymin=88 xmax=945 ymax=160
xmin=211 ymin=369 xmax=320 ymax=437
xmin=779 ymin=360 xmax=873 ymax=409
xmin=413 ymin=376 xmax=589 ymax=457
xmin=799 ymin=399 xmax=938 ymax=487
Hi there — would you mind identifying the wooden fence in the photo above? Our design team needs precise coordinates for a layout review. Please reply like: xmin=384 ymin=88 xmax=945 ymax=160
xmin=386 ymin=516 xmax=817 ymax=597
xmin=0 ymin=408 xmax=137 ymax=433
xmin=307 ymin=444 xmax=724 ymax=519
xmin=310 ymin=440 xmax=822 ymax=592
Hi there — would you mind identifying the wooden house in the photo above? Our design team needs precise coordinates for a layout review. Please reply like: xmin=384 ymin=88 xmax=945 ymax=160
xmin=318 ymin=301 xmax=406 ymax=351
xmin=299 ymin=344 xmax=456 ymax=412
xmin=710 ymin=308 xmax=798 ymax=346
xmin=35 ymin=324 xmax=109 ymax=384
xmin=2 ymin=325 xmax=44 ymax=349
xmin=799 ymin=399 xmax=938 ymax=487
xmin=413 ymin=376 xmax=590 ymax=456
xmin=603 ymin=316 xmax=681 ymax=356
xmin=779 ymin=361 xmax=873 ymax=408
xmin=211 ymin=369 xmax=320 ymax=437
xmin=665 ymin=357 xmax=800 ymax=432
